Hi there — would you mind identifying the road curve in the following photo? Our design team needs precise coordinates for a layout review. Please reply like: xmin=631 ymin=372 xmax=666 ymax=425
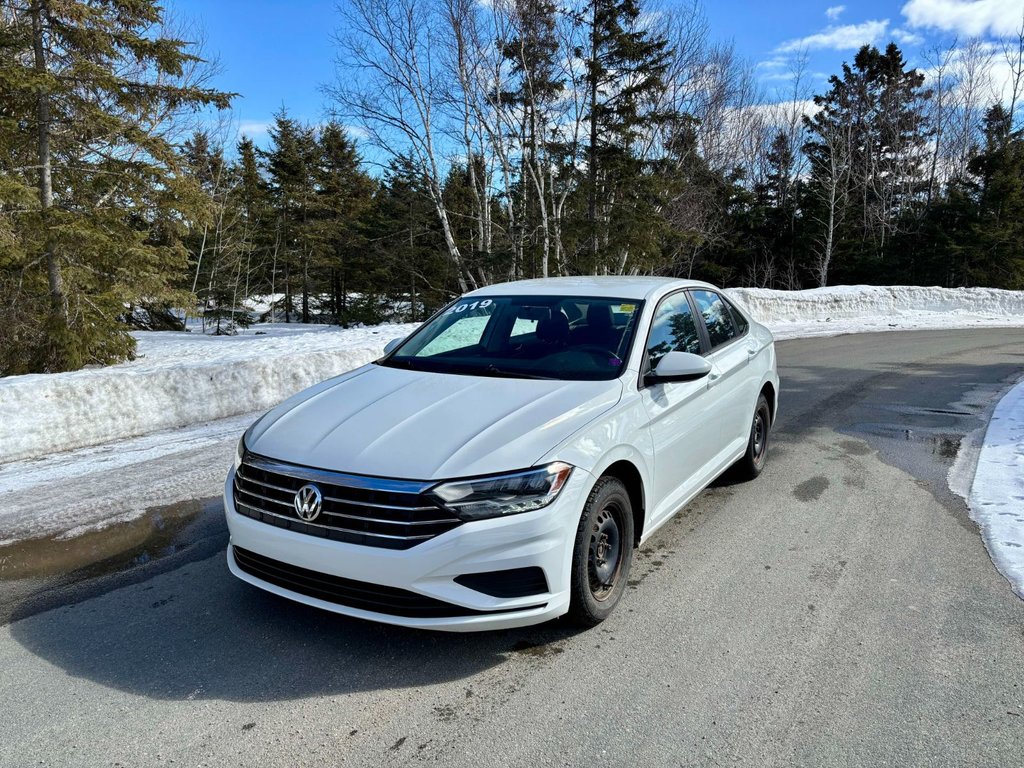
xmin=2 ymin=329 xmax=1023 ymax=767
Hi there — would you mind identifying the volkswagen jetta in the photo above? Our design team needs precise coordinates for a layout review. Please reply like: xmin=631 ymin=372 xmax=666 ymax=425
xmin=225 ymin=277 xmax=779 ymax=631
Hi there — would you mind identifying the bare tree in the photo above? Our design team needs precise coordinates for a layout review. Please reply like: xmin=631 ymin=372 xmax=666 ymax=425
xmin=1003 ymin=11 xmax=1024 ymax=128
xmin=329 ymin=0 xmax=474 ymax=291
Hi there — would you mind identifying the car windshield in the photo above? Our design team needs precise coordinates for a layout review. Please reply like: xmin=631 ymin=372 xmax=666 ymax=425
xmin=380 ymin=295 xmax=645 ymax=381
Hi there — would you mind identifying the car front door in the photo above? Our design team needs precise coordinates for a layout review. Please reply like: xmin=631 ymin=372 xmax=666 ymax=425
xmin=689 ymin=289 xmax=754 ymax=458
xmin=638 ymin=291 xmax=723 ymax=525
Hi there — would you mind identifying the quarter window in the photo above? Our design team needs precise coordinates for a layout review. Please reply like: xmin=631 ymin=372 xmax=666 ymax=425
xmin=646 ymin=293 xmax=702 ymax=369
xmin=690 ymin=290 xmax=737 ymax=349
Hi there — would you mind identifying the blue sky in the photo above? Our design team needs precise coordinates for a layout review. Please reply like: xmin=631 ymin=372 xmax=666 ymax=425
xmin=170 ymin=0 xmax=1023 ymax=147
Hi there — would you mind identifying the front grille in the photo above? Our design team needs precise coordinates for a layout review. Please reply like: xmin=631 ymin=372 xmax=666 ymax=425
xmin=233 ymin=453 xmax=462 ymax=550
xmin=232 ymin=546 xmax=543 ymax=618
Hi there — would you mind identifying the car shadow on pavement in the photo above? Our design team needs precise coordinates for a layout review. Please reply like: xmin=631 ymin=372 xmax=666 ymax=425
xmin=7 ymin=549 xmax=580 ymax=703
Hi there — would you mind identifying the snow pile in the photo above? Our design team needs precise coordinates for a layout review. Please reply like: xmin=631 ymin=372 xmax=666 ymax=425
xmin=728 ymin=285 xmax=1024 ymax=339
xmin=3 ymin=285 xmax=1024 ymax=466
xmin=0 ymin=323 xmax=417 ymax=464
xmin=968 ymin=379 xmax=1024 ymax=599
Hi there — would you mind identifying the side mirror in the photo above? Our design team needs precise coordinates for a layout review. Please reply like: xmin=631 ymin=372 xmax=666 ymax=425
xmin=644 ymin=351 xmax=712 ymax=386
xmin=383 ymin=337 xmax=404 ymax=355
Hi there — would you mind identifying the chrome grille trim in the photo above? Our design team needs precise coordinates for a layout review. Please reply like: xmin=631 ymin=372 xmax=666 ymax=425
xmin=232 ymin=452 xmax=463 ymax=550
xmin=234 ymin=501 xmax=436 ymax=541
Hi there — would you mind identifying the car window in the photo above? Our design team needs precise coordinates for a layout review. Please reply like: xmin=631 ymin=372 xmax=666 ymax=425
xmin=690 ymin=290 xmax=737 ymax=349
xmin=417 ymin=303 xmax=495 ymax=356
xmin=646 ymin=292 xmax=702 ymax=369
xmin=383 ymin=295 xmax=645 ymax=381
xmin=722 ymin=295 xmax=749 ymax=335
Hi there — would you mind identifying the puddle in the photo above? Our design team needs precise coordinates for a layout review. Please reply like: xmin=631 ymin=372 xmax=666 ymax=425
xmin=0 ymin=499 xmax=210 ymax=582
xmin=850 ymin=424 xmax=964 ymax=462
xmin=0 ymin=497 xmax=225 ymax=624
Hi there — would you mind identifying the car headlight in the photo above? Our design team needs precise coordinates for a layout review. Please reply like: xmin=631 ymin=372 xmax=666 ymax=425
xmin=234 ymin=434 xmax=246 ymax=470
xmin=429 ymin=462 xmax=573 ymax=521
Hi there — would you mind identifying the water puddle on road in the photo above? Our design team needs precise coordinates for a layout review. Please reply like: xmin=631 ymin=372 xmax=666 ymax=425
xmin=0 ymin=497 xmax=225 ymax=623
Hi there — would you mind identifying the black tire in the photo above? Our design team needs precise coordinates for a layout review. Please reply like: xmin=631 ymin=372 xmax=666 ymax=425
xmin=735 ymin=393 xmax=771 ymax=481
xmin=566 ymin=476 xmax=634 ymax=627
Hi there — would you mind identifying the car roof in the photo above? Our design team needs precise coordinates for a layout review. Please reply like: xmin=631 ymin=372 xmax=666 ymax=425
xmin=466 ymin=276 xmax=720 ymax=302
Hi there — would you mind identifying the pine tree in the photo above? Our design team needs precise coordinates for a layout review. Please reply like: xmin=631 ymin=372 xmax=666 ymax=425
xmin=262 ymin=111 xmax=318 ymax=322
xmin=0 ymin=0 xmax=232 ymax=373
xmin=312 ymin=122 xmax=375 ymax=323
xmin=581 ymin=0 xmax=673 ymax=273
xmin=804 ymin=43 xmax=930 ymax=282
xmin=964 ymin=105 xmax=1024 ymax=288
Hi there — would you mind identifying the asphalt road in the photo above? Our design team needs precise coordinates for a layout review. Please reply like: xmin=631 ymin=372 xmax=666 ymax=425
xmin=2 ymin=329 xmax=1023 ymax=768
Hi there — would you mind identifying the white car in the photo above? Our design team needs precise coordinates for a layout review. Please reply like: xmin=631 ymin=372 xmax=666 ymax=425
xmin=225 ymin=277 xmax=778 ymax=631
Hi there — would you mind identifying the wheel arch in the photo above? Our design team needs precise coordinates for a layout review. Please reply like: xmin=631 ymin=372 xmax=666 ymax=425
xmin=597 ymin=460 xmax=646 ymax=548
xmin=760 ymin=379 xmax=777 ymax=425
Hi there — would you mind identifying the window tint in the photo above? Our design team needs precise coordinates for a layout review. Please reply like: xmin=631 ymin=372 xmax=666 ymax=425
xmin=690 ymin=290 xmax=737 ymax=348
xmin=646 ymin=292 xmax=702 ymax=369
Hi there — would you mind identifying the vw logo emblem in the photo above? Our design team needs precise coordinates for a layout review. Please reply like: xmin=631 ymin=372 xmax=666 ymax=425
xmin=293 ymin=484 xmax=322 ymax=522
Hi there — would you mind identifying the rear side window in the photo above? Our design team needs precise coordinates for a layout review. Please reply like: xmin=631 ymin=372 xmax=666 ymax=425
xmin=723 ymin=296 xmax=749 ymax=335
xmin=646 ymin=292 xmax=702 ymax=369
xmin=690 ymin=290 xmax=737 ymax=349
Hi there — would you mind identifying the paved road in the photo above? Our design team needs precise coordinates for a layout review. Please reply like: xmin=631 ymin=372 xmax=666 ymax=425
xmin=2 ymin=330 xmax=1023 ymax=767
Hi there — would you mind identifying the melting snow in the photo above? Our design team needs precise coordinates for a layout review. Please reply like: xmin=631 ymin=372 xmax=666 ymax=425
xmin=967 ymin=380 xmax=1024 ymax=599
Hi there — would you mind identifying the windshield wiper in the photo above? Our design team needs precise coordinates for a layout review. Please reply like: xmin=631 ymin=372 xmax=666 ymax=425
xmin=482 ymin=365 xmax=557 ymax=380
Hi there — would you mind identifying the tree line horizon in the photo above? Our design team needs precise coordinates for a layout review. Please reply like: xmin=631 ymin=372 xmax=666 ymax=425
xmin=1 ymin=0 xmax=1023 ymax=375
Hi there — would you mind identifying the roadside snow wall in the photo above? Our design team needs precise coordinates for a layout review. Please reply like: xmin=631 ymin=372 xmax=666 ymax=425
xmin=0 ymin=324 xmax=417 ymax=464
xmin=728 ymin=285 xmax=1024 ymax=326
xmin=2 ymin=285 xmax=1023 ymax=464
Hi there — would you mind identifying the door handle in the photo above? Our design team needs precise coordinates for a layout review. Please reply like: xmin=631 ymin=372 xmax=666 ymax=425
xmin=747 ymin=346 xmax=758 ymax=356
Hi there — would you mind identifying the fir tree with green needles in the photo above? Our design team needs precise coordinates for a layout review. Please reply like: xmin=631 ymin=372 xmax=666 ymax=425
xmin=0 ymin=0 xmax=233 ymax=373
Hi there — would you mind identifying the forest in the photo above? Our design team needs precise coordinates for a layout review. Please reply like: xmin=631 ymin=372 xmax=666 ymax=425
xmin=1 ymin=0 xmax=1023 ymax=375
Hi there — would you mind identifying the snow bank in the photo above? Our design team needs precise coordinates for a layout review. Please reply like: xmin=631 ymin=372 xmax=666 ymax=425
xmin=968 ymin=379 xmax=1024 ymax=599
xmin=0 ymin=323 xmax=417 ymax=464
xmin=728 ymin=285 xmax=1024 ymax=339
xmin=3 ymin=285 xmax=1024 ymax=465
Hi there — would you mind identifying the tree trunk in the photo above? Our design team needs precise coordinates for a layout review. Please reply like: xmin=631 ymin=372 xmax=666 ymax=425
xmin=587 ymin=0 xmax=599 ymax=267
xmin=32 ymin=0 xmax=65 ymax=326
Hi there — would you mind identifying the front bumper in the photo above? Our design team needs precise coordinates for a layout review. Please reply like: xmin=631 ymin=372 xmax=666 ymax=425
xmin=223 ymin=466 xmax=591 ymax=631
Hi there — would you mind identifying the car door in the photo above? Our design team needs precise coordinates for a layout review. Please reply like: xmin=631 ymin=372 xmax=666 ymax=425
xmin=689 ymin=289 xmax=754 ymax=458
xmin=638 ymin=291 xmax=722 ymax=524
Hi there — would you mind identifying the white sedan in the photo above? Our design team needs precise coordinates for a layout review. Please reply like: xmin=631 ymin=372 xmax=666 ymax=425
xmin=224 ymin=277 xmax=779 ymax=631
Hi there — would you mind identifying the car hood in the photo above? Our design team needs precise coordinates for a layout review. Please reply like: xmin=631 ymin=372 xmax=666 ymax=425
xmin=245 ymin=363 xmax=622 ymax=479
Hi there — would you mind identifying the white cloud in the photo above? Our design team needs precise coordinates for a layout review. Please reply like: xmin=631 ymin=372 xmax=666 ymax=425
xmin=776 ymin=19 xmax=890 ymax=53
xmin=826 ymin=5 xmax=846 ymax=21
xmin=901 ymin=0 xmax=1024 ymax=37
xmin=238 ymin=120 xmax=272 ymax=139
xmin=892 ymin=27 xmax=926 ymax=45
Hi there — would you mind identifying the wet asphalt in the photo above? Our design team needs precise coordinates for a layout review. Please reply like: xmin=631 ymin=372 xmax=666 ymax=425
xmin=1 ymin=328 xmax=1023 ymax=767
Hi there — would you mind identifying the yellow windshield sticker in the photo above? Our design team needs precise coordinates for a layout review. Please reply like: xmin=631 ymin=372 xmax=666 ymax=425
xmin=618 ymin=304 xmax=636 ymax=312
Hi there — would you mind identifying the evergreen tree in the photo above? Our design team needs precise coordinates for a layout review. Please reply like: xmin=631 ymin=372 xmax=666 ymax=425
xmin=964 ymin=105 xmax=1024 ymax=288
xmin=804 ymin=43 xmax=930 ymax=283
xmin=262 ymin=111 xmax=318 ymax=322
xmin=311 ymin=122 xmax=375 ymax=323
xmin=581 ymin=0 xmax=673 ymax=272
xmin=0 ymin=0 xmax=231 ymax=373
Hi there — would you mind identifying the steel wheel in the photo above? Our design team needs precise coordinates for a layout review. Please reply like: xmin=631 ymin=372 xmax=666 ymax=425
xmin=734 ymin=393 xmax=771 ymax=480
xmin=588 ymin=503 xmax=624 ymax=601
xmin=752 ymin=407 xmax=768 ymax=463
xmin=568 ymin=476 xmax=634 ymax=626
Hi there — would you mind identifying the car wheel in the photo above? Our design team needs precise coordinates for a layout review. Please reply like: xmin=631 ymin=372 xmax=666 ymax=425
xmin=567 ymin=476 xmax=634 ymax=627
xmin=735 ymin=393 xmax=771 ymax=480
